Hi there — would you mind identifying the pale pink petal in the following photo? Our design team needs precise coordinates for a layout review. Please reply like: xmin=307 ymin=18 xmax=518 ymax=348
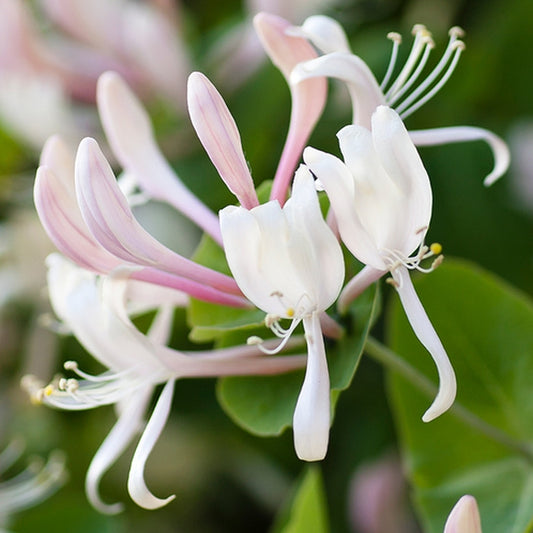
xmin=409 ymin=126 xmax=510 ymax=186
xmin=444 ymin=495 xmax=483 ymax=533
xmin=34 ymin=166 xmax=120 ymax=272
xmin=75 ymin=137 xmax=241 ymax=295
xmin=187 ymin=72 xmax=259 ymax=210
xmin=254 ymin=12 xmax=327 ymax=204
xmin=97 ymin=72 xmax=222 ymax=243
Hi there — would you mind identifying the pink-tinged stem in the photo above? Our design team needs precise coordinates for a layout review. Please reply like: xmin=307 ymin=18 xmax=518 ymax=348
xmin=254 ymin=12 xmax=327 ymax=205
xmin=338 ymin=266 xmax=385 ymax=313
xmin=132 ymin=267 xmax=250 ymax=308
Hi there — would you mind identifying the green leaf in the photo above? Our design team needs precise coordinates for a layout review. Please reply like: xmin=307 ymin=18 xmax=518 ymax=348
xmin=272 ymin=466 xmax=330 ymax=533
xmin=217 ymin=282 xmax=379 ymax=437
xmin=386 ymin=259 xmax=533 ymax=533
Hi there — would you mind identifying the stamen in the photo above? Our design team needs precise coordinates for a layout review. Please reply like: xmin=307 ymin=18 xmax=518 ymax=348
xmin=396 ymin=38 xmax=465 ymax=118
xmin=380 ymin=32 xmax=402 ymax=90
xmin=387 ymin=35 xmax=434 ymax=106
xmin=384 ymin=24 xmax=432 ymax=100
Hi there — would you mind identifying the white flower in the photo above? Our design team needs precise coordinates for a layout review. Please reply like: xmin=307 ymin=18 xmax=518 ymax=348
xmin=22 ymin=255 xmax=306 ymax=512
xmin=304 ymin=106 xmax=456 ymax=422
xmin=220 ymin=166 xmax=345 ymax=461
xmin=444 ymin=495 xmax=483 ymax=533
xmin=290 ymin=16 xmax=509 ymax=186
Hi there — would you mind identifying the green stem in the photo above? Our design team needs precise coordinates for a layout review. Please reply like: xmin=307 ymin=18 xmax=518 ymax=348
xmin=365 ymin=336 xmax=533 ymax=462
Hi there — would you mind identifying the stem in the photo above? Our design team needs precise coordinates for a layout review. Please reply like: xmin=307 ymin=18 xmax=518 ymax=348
xmin=365 ymin=336 xmax=533 ymax=462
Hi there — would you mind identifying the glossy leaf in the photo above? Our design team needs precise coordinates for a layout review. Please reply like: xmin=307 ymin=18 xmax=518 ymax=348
xmin=387 ymin=259 xmax=533 ymax=533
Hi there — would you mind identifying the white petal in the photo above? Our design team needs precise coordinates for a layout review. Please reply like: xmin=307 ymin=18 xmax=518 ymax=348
xmin=85 ymin=387 xmax=152 ymax=514
xmin=288 ymin=15 xmax=351 ymax=54
xmin=303 ymin=146 xmax=384 ymax=269
xmin=293 ymin=313 xmax=330 ymax=461
xmin=444 ymin=495 xmax=483 ymax=533
xmin=393 ymin=267 xmax=456 ymax=422
xmin=291 ymin=53 xmax=384 ymax=129
xmin=284 ymin=166 xmax=344 ymax=309
xmin=409 ymin=126 xmax=510 ymax=186
xmin=127 ymin=380 xmax=176 ymax=510
xmin=371 ymin=107 xmax=432 ymax=254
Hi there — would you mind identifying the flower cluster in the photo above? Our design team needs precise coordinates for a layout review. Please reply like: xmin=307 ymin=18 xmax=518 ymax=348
xmin=23 ymin=11 xmax=509 ymax=515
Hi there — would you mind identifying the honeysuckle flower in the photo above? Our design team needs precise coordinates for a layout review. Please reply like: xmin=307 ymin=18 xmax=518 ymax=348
xmin=290 ymin=16 xmax=509 ymax=186
xmin=34 ymin=133 xmax=247 ymax=308
xmin=304 ymin=106 xmax=456 ymax=422
xmin=220 ymin=166 xmax=345 ymax=461
xmin=444 ymin=495 xmax=483 ymax=533
xmin=0 ymin=441 xmax=66 ymax=529
xmin=22 ymin=254 xmax=306 ymax=512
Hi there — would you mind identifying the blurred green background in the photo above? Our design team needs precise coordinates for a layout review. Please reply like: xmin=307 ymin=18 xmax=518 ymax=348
xmin=1 ymin=0 xmax=532 ymax=532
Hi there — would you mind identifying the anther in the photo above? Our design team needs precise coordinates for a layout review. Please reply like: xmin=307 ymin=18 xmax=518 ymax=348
xmin=452 ymin=40 xmax=466 ymax=51
xmin=387 ymin=32 xmax=402 ymax=44
xmin=64 ymin=361 xmax=78 ymax=371
xmin=430 ymin=242 xmax=442 ymax=255
xmin=247 ymin=336 xmax=263 ymax=346
xmin=44 ymin=385 xmax=54 ymax=397
xmin=449 ymin=26 xmax=465 ymax=38
xmin=286 ymin=308 xmax=295 ymax=318
xmin=412 ymin=24 xmax=427 ymax=35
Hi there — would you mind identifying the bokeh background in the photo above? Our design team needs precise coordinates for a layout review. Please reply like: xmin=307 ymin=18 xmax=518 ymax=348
xmin=0 ymin=0 xmax=532 ymax=531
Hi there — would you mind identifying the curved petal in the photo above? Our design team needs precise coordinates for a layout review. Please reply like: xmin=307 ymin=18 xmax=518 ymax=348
xmin=253 ymin=12 xmax=327 ymax=204
xmin=34 ymin=165 xmax=120 ymax=272
xmin=97 ymin=72 xmax=222 ymax=243
xmin=291 ymin=52 xmax=384 ymax=129
xmin=393 ymin=267 xmax=456 ymax=422
xmin=85 ymin=387 xmax=152 ymax=514
xmin=371 ymin=106 xmax=432 ymax=254
xmin=288 ymin=15 xmax=351 ymax=54
xmin=127 ymin=379 xmax=176 ymax=510
xmin=293 ymin=313 xmax=330 ymax=461
xmin=75 ymin=137 xmax=240 ymax=295
xmin=409 ymin=126 xmax=510 ymax=186
xmin=303 ymin=146 xmax=384 ymax=268
xmin=444 ymin=495 xmax=483 ymax=533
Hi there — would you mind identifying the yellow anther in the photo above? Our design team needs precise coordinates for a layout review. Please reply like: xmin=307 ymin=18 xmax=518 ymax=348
xmin=286 ymin=308 xmax=295 ymax=318
xmin=452 ymin=40 xmax=466 ymax=51
xmin=412 ymin=24 xmax=427 ymax=35
xmin=430 ymin=243 xmax=442 ymax=255
xmin=44 ymin=385 xmax=54 ymax=397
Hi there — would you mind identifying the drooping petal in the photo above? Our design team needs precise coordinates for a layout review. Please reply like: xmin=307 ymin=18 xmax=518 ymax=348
xmin=127 ymin=379 xmax=176 ymax=510
xmin=392 ymin=266 xmax=456 ymax=422
xmin=187 ymin=71 xmax=259 ymax=210
xmin=288 ymin=15 xmax=351 ymax=54
xmin=75 ymin=137 xmax=241 ymax=295
xmin=253 ymin=12 xmax=327 ymax=204
xmin=85 ymin=387 xmax=152 ymax=514
xmin=303 ymin=146 xmax=383 ymax=269
xmin=409 ymin=126 xmax=510 ymax=186
xmin=444 ymin=495 xmax=483 ymax=533
xmin=291 ymin=52 xmax=385 ymax=129
xmin=97 ymin=72 xmax=222 ymax=243
xmin=293 ymin=313 xmax=330 ymax=461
